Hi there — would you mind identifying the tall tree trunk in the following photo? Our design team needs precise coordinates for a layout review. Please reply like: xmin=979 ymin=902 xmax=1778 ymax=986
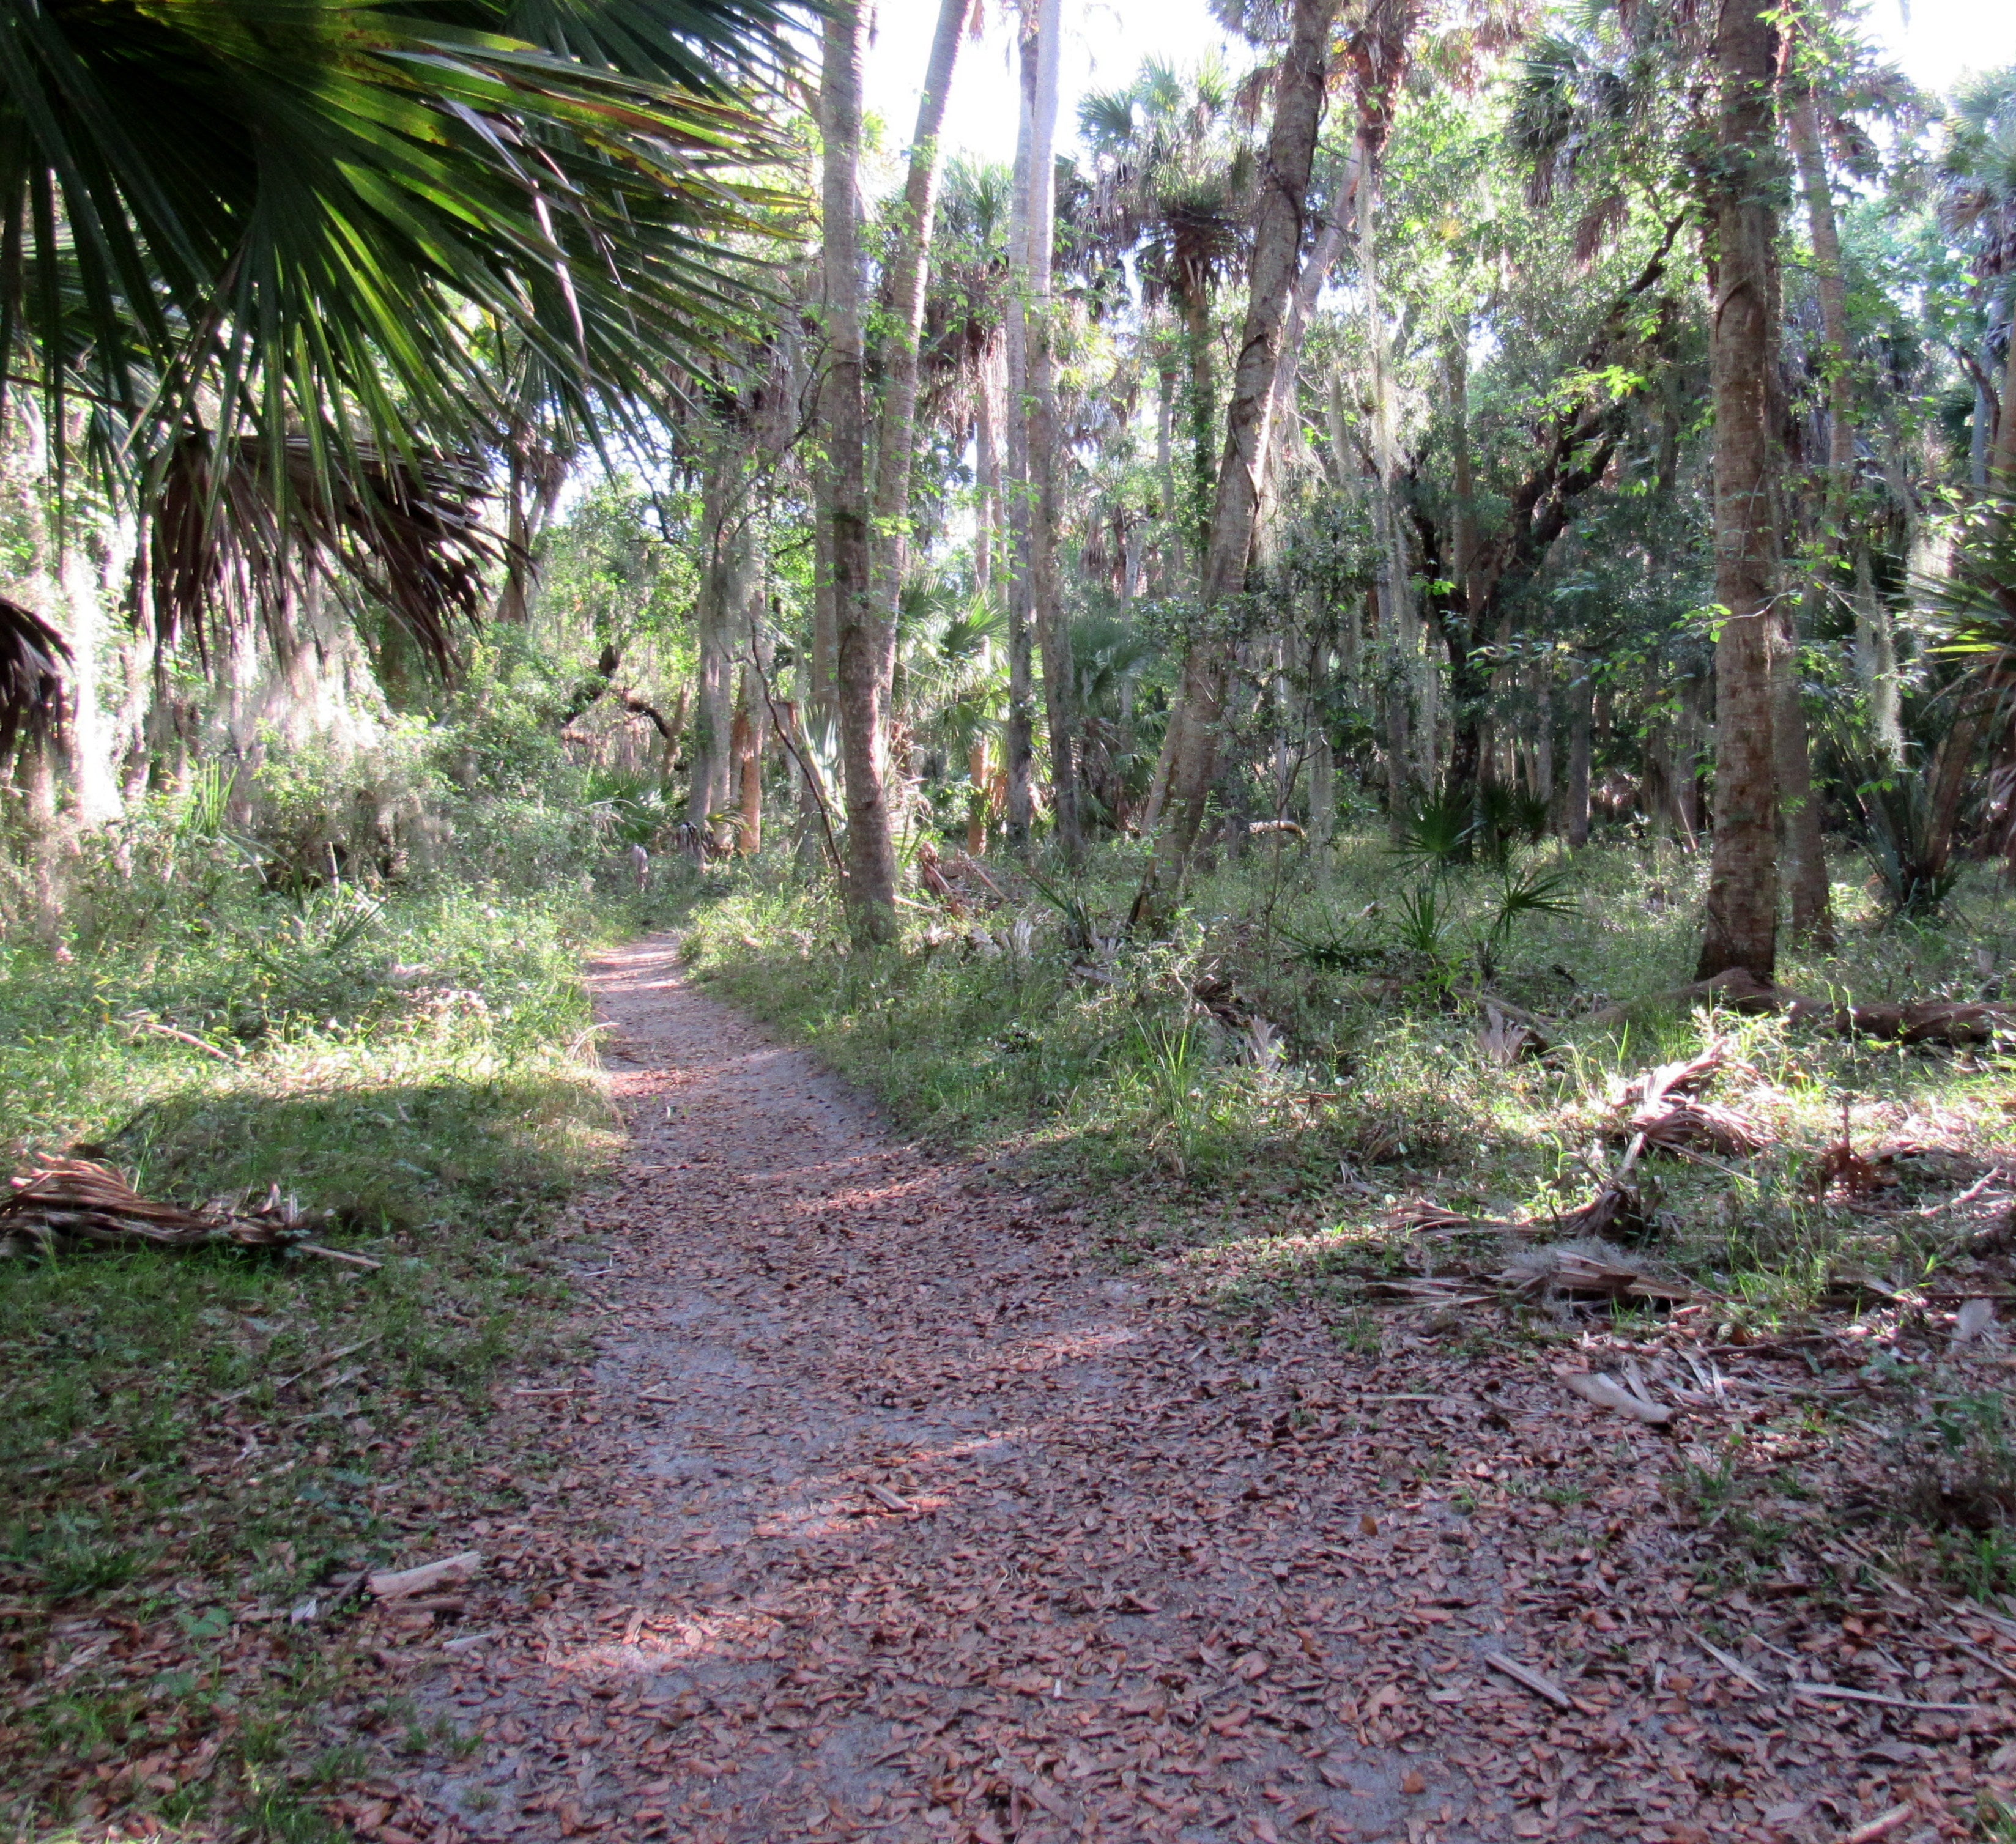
xmin=732 ymin=608 xmax=774 ymax=857
xmin=1154 ymin=359 xmax=1180 ymax=591
xmin=1774 ymin=604 xmax=1835 ymax=945
xmin=1360 ymin=129 xmax=1432 ymax=805
xmin=869 ymin=0 xmax=973 ymax=687
xmin=1785 ymin=82 xmax=1859 ymax=944
xmin=1133 ymin=0 xmax=1341 ymax=926
xmin=1002 ymin=24 xmax=1037 ymax=851
xmin=820 ymin=0 xmax=899 ymax=941
xmin=1695 ymin=0 xmax=1784 ymax=982
xmin=686 ymin=454 xmax=744 ymax=836
xmin=1996 ymin=302 xmax=2016 ymax=496
xmin=974 ymin=341 xmax=1004 ymax=595
xmin=1181 ymin=286 xmax=1216 ymax=569
xmin=1021 ymin=0 xmax=1081 ymax=861
xmin=1442 ymin=320 xmax=1485 ymax=803
xmin=1262 ymin=149 xmax=1359 ymax=503
xmin=1565 ymin=663 xmax=1592 ymax=846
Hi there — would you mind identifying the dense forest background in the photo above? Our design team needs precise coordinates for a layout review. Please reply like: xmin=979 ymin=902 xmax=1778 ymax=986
xmin=11 ymin=1 xmax=2016 ymax=1835
xmin=2 ymin=0 xmax=2012 ymax=959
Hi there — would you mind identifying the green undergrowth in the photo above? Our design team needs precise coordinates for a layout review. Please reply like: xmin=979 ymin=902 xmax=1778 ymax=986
xmin=0 ymin=856 xmax=681 ymax=1837
xmin=683 ymin=832 xmax=2016 ymax=1327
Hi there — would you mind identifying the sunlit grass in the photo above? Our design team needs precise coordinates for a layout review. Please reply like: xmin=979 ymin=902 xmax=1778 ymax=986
xmin=0 ymin=864 xmax=643 ymax=1835
xmin=683 ymin=830 xmax=2016 ymax=1325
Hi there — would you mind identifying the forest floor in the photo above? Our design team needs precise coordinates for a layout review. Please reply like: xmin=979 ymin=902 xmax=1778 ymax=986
xmin=318 ymin=936 xmax=2016 ymax=1844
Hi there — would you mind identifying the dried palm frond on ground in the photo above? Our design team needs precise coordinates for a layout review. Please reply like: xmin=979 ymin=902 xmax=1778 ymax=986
xmin=0 ymin=1158 xmax=368 ymax=1264
xmin=1606 ymin=1039 xmax=1768 ymax=1158
xmin=1499 ymin=1238 xmax=1697 ymax=1308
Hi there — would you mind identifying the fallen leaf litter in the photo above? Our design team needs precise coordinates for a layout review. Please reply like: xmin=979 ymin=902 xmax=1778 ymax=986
xmin=327 ymin=938 xmax=2016 ymax=1843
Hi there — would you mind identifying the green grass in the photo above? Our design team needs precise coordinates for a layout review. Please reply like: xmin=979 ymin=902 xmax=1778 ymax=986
xmin=0 ymin=860 xmax=664 ymax=1837
xmin=680 ymin=829 xmax=2016 ymax=1320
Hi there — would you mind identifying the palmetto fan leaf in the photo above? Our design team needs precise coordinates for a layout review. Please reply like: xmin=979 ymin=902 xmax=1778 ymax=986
xmin=0 ymin=0 xmax=801 ymax=473
xmin=141 ymin=434 xmax=505 ymax=673
xmin=0 ymin=598 xmax=70 ymax=758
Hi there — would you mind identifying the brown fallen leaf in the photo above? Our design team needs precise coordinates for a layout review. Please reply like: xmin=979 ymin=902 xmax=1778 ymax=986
xmin=1400 ymin=1769 xmax=1426 ymax=1795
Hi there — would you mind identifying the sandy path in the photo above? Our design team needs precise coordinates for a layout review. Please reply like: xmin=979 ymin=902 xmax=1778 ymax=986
xmin=393 ymin=939 xmax=1786 ymax=1844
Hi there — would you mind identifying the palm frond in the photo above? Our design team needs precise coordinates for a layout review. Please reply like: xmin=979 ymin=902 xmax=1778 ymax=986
xmin=141 ymin=434 xmax=505 ymax=676
xmin=0 ymin=0 xmax=803 ymax=486
xmin=0 ymin=598 xmax=70 ymax=760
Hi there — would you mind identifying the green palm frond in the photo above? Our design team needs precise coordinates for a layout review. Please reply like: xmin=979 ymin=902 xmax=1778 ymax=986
xmin=0 ymin=0 xmax=802 ymax=483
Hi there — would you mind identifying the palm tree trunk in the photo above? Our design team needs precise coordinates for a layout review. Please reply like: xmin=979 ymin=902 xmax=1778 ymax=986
xmin=1566 ymin=662 xmax=1593 ymax=846
xmin=1262 ymin=148 xmax=1358 ymax=500
xmin=1695 ymin=0 xmax=1783 ymax=982
xmin=1783 ymin=81 xmax=1861 ymax=945
xmin=686 ymin=455 xmax=743 ymax=836
xmin=869 ymin=0 xmax=973 ymax=687
xmin=1359 ymin=127 xmax=1431 ymax=805
xmin=974 ymin=343 xmax=1004 ymax=595
xmin=1020 ymin=0 xmax=1081 ymax=861
xmin=1003 ymin=21 xmax=1037 ymax=851
xmin=1134 ymin=0 xmax=1342 ymax=925
xmin=1995 ymin=306 xmax=2016 ymax=496
xmin=820 ymin=0 xmax=899 ymax=941
xmin=1776 ymin=598 xmax=1835 ymax=945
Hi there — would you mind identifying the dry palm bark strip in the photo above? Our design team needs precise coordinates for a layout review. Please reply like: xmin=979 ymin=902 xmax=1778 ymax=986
xmin=365 ymin=938 xmax=2015 ymax=1844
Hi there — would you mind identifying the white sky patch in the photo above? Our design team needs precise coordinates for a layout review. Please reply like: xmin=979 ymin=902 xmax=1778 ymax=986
xmin=862 ymin=0 xmax=2016 ymax=178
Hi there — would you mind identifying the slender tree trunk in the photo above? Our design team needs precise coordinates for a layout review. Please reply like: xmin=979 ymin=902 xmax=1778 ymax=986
xmin=1181 ymin=287 xmax=1216 ymax=569
xmin=1784 ymin=83 xmax=1858 ymax=943
xmin=1021 ymin=0 xmax=1081 ymax=861
xmin=1776 ymin=598 xmax=1835 ymax=944
xmin=1566 ymin=662 xmax=1593 ymax=846
xmin=686 ymin=457 xmax=742 ymax=835
xmin=1360 ymin=130 xmax=1431 ymax=805
xmin=1996 ymin=305 xmax=2016 ymax=496
xmin=1443 ymin=321 xmax=1485 ymax=803
xmin=869 ymin=0 xmax=973 ymax=690
xmin=820 ymin=0 xmax=899 ymax=941
xmin=1262 ymin=149 xmax=1358 ymax=502
xmin=974 ymin=342 xmax=1004 ymax=595
xmin=1133 ymin=0 xmax=1341 ymax=926
xmin=1155 ymin=360 xmax=1180 ymax=591
xmin=809 ymin=463 xmax=838 ymax=730
xmin=799 ymin=461 xmax=839 ymax=863
xmin=1695 ymin=0 xmax=1784 ymax=982
xmin=732 ymin=609 xmax=774 ymax=856
xmin=1308 ymin=640 xmax=1336 ymax=874
xmin=1003 ymin=27 xmax=1037 ymax=851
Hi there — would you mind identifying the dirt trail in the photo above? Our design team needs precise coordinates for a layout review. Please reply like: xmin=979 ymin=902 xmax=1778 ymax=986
xmin=392 ymin=939 xmax=1893 ymax=1844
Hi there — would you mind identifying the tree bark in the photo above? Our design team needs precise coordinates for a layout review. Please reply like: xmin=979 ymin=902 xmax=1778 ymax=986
xmin=1565 ymin=664 xmax=1592 ymax=847
xmin=686 ymin=453 xmax=744 ymax=836
xmin=1695 ymin=0 xmax=1784 ymax=982
xmin=1133 ymin=0 xmax=1341 ymax=926
xmin=1002 ymin=23 xmax=1037 ymax=851
xmin=974 ymin=341 xmax=1004 ymax=595
xmin=1996 ymin=300 xmax=2016 ymax=496
xmin=820 ymin=0 xmax=899 ymax=941
xmin=1771 ymin=603 xmax=1832 ymax=939
xmin=1021 ymin=0 xmax=1081 ymax=861
xmin=869 ymin=0 xmax=973 ymax=686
